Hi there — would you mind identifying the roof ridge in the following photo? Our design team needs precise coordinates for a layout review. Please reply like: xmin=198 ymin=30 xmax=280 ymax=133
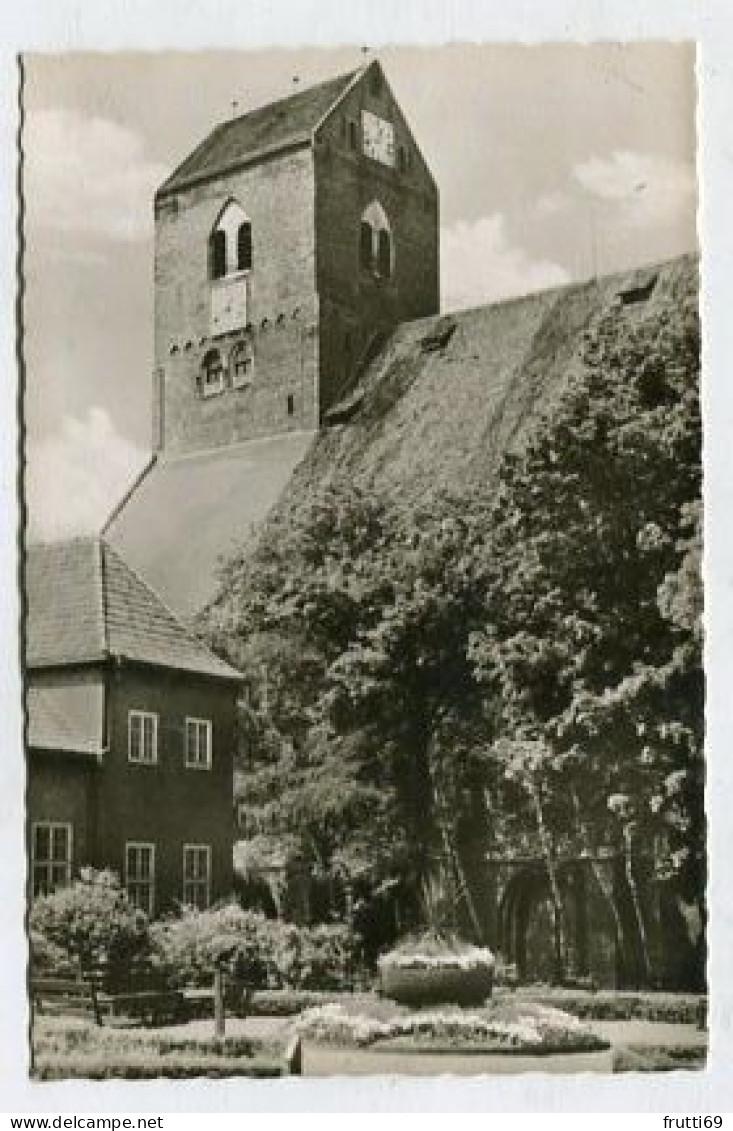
xmin=222 ymin=67 xmax=359 ymax=133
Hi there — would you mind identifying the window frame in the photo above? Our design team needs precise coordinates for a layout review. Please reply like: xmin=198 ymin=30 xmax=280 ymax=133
xmin=31 ymin=821 xmax=73 ymax=898
xmin=128 ymin=710 xmax=159 ymax=765
xmin=185 ymin=716 xmax=212 ymax=770
xmin=182 ymin=843 xmax=212 ymax=910
xmin=125 ymin=841 xmax=156 ymax=916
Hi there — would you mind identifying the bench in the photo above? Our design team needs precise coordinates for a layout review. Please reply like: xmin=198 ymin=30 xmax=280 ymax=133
xmin=31 ymin=975 xmax=102 ymax=1025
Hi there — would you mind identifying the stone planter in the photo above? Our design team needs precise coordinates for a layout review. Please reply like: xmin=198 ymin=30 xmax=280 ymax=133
xmin=379 ymin=962 xmax=494 ymax=1007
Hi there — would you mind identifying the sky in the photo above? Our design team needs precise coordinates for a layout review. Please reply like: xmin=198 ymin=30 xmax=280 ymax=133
xmin=22 ymin=43 xmax=697 ymax=540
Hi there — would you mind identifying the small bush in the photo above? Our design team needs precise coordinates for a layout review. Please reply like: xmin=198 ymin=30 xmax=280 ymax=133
xmin=30 ymin=870 xmax=154 ymax=990
xmin=513 ymin=987 xmax=706 ymax=1025
xmin=151 ymin=903 xmax=359 ymax=991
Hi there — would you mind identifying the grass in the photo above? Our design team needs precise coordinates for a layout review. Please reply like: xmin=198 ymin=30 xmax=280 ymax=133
xmin=612 ymin=1043 xmax=707 ymax=1073
xmin=31 ymin=1015 xmax=290 ymax=1080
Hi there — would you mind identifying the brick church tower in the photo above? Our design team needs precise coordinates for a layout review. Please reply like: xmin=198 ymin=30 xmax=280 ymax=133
xmin=151 ymin=60 xmax=439 ymax=456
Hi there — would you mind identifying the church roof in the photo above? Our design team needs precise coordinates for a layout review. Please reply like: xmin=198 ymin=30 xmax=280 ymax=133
xmin=26 ymin=538 xmax=240 ymax=680
xmin=158 ymin=68 xmax=359 ymax=198
xmin=208 ymin=256 xmax=697 ymax=607
xmin=104 ymin=430 xmax=315 ymax=620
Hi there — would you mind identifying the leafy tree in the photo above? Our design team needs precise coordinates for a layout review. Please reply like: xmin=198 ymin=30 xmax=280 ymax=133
xmin=471 ymin=278 xmax=702 ymax=983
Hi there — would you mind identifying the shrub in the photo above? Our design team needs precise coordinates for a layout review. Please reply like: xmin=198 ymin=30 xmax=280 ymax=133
xmin=151 ymin=904 xmax=272 ymax=988
xmin=151 ymin=903 xmax=359 ymax=991
xmin=612 ymin=1043 xmax=707 ymax=1073
xmin=30 ymin=870 xmax=153 ymax=990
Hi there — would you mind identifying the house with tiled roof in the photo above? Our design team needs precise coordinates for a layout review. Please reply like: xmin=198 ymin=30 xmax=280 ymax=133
xmin=26 ymin=538 xmax=241 ymax=914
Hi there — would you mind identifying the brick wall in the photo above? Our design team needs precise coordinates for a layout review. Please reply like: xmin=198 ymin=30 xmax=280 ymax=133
xmin=97 ymin=664 xmax=237 ymax=914
xmin=314 ymin=70 xmax=439 ymax=411
xmin=154 ymin=146 xmax=319 ymax=455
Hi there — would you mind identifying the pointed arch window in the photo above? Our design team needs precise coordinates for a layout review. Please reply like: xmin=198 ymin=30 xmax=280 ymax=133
xmin=360 ymin=201 xmax=394 ymax=279
xmin=209 ymin=199 xmax=252 ymax=280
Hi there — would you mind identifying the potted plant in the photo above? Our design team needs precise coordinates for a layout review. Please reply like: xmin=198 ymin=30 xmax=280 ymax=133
xmin=378 ymin=931 xmax=495 ymax=1007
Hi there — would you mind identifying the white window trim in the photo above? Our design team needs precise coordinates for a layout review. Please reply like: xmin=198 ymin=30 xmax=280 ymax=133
xmin=125 ymin=841 xmax=156 ymax=917
xmin=31 ymin=821 xmax=73 ymax=897
xmin=128 ymin=710 xmax=159 ymax=765
xmin=182 ymin=843 xmax=212 ymax=909
xmin=185 ymin=717 xmax=212 ymax=769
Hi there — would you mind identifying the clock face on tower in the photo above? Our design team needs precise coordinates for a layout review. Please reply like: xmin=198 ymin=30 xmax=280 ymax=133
xmin=361 ymin=110 xmax=395 ymax=167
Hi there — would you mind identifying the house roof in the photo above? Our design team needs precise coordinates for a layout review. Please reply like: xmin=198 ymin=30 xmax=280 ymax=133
xmin=25 ymin=538 xmax=241 ymax=680
xmin=104 ymin=430 xmax=315 ymax=620
xmin=158 ymin=68 xmax=359 ymax=198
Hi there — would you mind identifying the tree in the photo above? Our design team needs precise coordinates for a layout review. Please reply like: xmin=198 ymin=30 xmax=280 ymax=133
xmin=470 ymin=277 xmax=703 ymax=983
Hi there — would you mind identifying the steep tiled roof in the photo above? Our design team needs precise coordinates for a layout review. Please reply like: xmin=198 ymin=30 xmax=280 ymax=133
xmin=105 ymin=430 xmax=314 ymax=619
xmin=158 ymin=69 xmax=358 ymax=198
xmin=25 ymin=538 xmax=240 ymax=680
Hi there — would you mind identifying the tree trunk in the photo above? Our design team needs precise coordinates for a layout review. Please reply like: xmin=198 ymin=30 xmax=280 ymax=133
xmin=622 ymin=824 xmax=653 ymax=987
xmin=570 ymin=787 xmax=627 ymax=977
xmin=530 ymin=784 xmax=566 ymax=982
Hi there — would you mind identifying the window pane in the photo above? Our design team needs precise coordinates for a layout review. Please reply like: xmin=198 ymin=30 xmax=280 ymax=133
xmin=360 ymin=222 xmax=373 ymax=270
xmin=378 ymin=229 xmax=392 ymax=277
xmin=34 ymin=825 xmax=50 ymax=862
xmin=210 ymin=230 xmax=226 ymax=279
xmin=237 ymin=223 xmax=252 ymax=271
xmin=52 ymin=826 xmax=69 ymax=862
xmin=130 ymin=714 xmax=141 ymax=759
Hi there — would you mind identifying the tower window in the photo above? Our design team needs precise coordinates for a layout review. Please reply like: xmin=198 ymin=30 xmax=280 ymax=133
xmin=287 ymin=394 xmax=295 ymax=417
xmin=398 ymin=145 xmax=408 ymax=173
xmin=201 ymin=349 xmax=225 ymax=397
xmin=348 ymin=120 xmax=358 ymax=150
xmin=237 ymin=222 xmax=252 ymax=272
xmin=360 ymin=200 xmax=394 ymax=279
xmin=231 ymin=339 xmax=254 ymax=388
xmin=377 ymin=229 xmax=392 ymax=278
xmin=370 ymin=68 xmax=382 ymax=97
xmin=209 ymin=229 xmax=227 ymax=280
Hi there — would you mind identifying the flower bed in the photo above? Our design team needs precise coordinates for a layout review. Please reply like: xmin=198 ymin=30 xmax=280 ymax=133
xmin=378 ymin=933 xmax=495 ymax=1006
xmin=511 ymin=988 xmax=707 ymax=1025
xmin=297 ymin=997 xmax=607 ymax=1055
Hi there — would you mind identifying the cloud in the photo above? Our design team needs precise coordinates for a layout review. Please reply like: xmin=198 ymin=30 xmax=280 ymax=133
xmin=573 ymin=149 xmax=696 ymax=228
xmin=26 ymin=408 xmax=148 ymax=541
xmin=24 ymin=109 xmax=170 ymax=242
xmin=441 ymin=213 xmax=570 ymax=312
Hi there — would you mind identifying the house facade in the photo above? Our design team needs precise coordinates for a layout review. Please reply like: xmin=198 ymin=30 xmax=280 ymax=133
xmin=26 ymin=538 xmax=241 ymax=915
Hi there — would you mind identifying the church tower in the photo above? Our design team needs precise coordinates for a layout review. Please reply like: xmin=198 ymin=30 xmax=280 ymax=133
xmin=151 ymin=60 xmax=439 ymax=456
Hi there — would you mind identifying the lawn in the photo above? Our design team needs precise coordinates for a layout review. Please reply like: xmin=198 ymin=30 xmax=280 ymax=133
xmin=31 ymin=1014 xmax=297 ymax=1080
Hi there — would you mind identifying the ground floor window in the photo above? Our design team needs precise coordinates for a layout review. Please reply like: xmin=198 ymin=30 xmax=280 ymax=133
xmin=183 ymin=844 xmax=211 ymax=909
xmin=32 ymin=822 xmax=72 ymax=897
xmin=125 ymin=842 xmax=155 ymax=915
